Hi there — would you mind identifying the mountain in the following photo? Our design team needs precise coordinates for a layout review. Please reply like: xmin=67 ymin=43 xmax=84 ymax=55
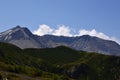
xmin=0 ymin=25 xmax=42 ymax=48
xmin=0 ymin=42 xmax=120 ymax=80
xmin=0 ymin=26 xmax=120 ymax=56
xmin=37 ymin=35 xmax=120 ymax=56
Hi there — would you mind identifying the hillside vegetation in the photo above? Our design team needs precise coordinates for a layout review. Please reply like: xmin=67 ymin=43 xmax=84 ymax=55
xmin=0 ymin=42 xmax=120 ymax=80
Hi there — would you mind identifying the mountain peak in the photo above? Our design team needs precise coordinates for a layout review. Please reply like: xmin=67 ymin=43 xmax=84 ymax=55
xmin=0 ymin=26 xmax=33 ymax=41
xmin=12 ymin=25 xmax=28 ymax=31
xmin=15 ymin=25 xmax=21 ymax=28
xmin=11 ymin=25 xmax=22 ymax=31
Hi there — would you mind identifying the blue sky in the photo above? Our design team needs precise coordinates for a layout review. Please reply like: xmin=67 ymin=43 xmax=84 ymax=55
xmin=0 ymin=0 xmax=120 ymax=43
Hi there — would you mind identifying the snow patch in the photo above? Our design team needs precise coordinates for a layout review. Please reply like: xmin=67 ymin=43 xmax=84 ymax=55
xmin=1 ymin=29 xmax=13 ymax=36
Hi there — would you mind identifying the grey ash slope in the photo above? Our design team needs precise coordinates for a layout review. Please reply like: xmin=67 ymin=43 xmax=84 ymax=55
xmin=38 ymin=35 xmax=120 ymax=56
xmin=0 ymin=26 xmax=42 ymax=48
xmin=0 ymin=26 xmax=120 ymax=56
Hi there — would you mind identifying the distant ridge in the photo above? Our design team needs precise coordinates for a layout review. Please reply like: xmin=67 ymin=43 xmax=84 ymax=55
xmin=0 ymin=26 xmax=120 ymax=56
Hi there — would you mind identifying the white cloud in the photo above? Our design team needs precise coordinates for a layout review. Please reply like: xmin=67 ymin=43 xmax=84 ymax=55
xmin=33 ymin=24 xmax=72 ymax=37
xmin=33 ymin=24 xmax=53 ymax=36
xmin=33 ymin=24 xmax=120 ymax=44
xmin=77 ymin=29 xmax=110 ymax=40
xmin=77 ymin=29 xmax=120 ymax=44
xmin=53 ymin=25 xmax=72 ymax=36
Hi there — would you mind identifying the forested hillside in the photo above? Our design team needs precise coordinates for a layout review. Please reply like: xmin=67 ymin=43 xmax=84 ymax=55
xmin=0 ymin=42 xmax=120 ymax=80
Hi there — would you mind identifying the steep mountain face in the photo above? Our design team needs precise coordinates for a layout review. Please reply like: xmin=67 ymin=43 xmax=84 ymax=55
xmin=70 ymin=35 xmax=120 ymax=56
xmin=0 ymin=26 xmax=120 ymax=56
xmin=0 ymin=26 xmax=42 ymax=48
